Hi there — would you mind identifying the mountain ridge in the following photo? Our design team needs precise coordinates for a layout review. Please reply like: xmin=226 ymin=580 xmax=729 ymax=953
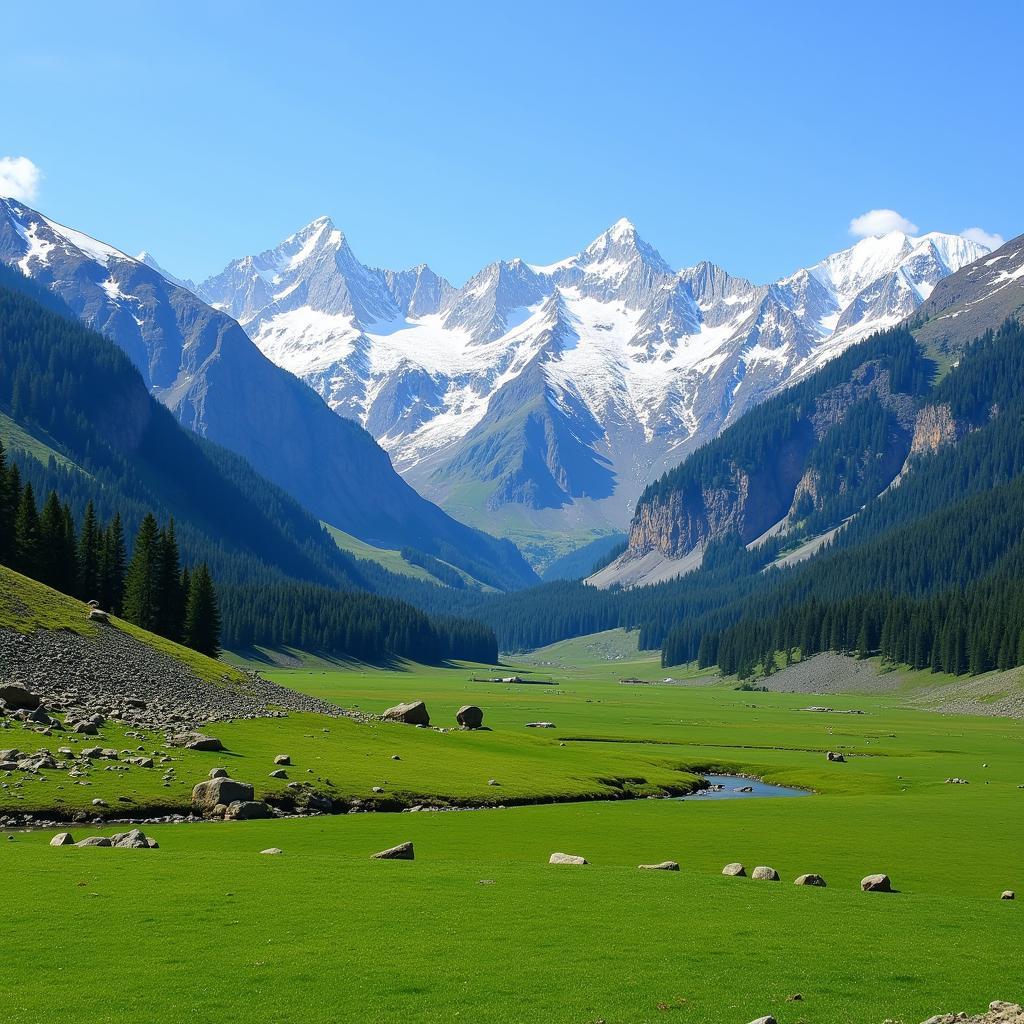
xmin=191 ymin=215 xmax=988 ymax=563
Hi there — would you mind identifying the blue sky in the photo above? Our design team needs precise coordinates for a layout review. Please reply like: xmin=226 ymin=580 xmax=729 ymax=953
xmin=2 ymin=1 xmax=1020 ymax=285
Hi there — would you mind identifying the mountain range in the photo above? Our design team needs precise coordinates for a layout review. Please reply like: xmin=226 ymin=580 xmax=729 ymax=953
xmin=0 ymin=198 xmax=537 ymax=589
xmin=187 ymin=216 xmax=987 ymax=564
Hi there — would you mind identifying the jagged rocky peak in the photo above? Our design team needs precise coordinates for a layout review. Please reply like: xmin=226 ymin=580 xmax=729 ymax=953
xmin=442 ymin=256 xmax=548 ymax=342
xmin=383 ymin=263 xmax=454 ymax=318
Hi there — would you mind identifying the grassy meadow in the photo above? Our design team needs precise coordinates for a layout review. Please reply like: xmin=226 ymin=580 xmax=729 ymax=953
xmin=2 ymin=629 xmax=1022 ymax=1022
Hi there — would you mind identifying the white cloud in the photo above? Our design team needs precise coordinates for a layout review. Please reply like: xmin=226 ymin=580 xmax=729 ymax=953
xmin=960 ymin=226 xmax=1005 ymax=251
xmin=849 ymin=208 xmax=919 ymax=238
xmin=0 ymin=156 xmax=41 ymax=202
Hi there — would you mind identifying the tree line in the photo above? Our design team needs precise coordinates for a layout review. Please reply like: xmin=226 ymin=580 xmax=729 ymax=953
xmin=0 ymin=440 xmax=221 ymax=655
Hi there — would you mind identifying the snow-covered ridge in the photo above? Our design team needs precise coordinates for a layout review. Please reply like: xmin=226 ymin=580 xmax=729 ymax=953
xmin=189 ymin=217 xmax=987 ymax=516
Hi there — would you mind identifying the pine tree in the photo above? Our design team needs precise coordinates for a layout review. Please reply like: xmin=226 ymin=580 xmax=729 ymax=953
xmin=156 ymin=519 xmax=185 ymax=641
xmin=99 ymin=513 xmax=127 ymax=614
xmin=0 ymin=441 xmax=14 ymax=565
xmin=13 ymin=482 xmax=41 ymax=576
xmin=77 ymin=501 xmax=101 ymax=600
xmin=123 ymin=513 xmax=161 ymax=631
xmin=184 ymin=563 xmax=221 ymax=657
xmin=37 ymin=490 xmax=68 ymax=589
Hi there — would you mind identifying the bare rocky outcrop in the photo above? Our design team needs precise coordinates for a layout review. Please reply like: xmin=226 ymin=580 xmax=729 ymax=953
xmin=919 ymin=1001 xmax=1024 ymax=1024
xmin=910 ymin=402 xmax=962 ymax=457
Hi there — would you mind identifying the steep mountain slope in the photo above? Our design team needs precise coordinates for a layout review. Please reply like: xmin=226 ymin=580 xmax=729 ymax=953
xmin=911 ymin=232 xmax=1024 ymax=354
xmin=597 ymin=233 xmax=1024 ymax=588
xmin=197 ymin=216 xmax=987 ymax=562
xmin=0 ymin=200 xmax=536 ymax=589
xmin=0 ymin=261 xmax=366 ymax=588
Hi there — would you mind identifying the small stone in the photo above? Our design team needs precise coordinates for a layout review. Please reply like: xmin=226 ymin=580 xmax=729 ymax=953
xmin=746 ymin=1017 xmax=777 ymax=1024
xmin=794 ymin=873 xmax=827 ymax=887
xmin=1001 ymin=890 xmax=1015 ymax=900
xmin=269 ymin=769 xmax=288 ymax=779
xmin=91 ymin=798 xmax=106 ymax=807
xmin=274 ymin=754 xmax=291 ymax=766
xmin=751 ymin=866 xmax=780 ymax=881
xmin=487 ymin=779 xmax=500 ymax=786
xmin=638 ymin=861 xmax=679 ymax=871
xmin=861 ymin=873 xmax=893 ymax=892
xmin=391 ymin=754 xmax=401 ymax=761
xmin=261 ymin=847 xmax=284 ymax=855
xmin=372 ymin=841 xmax=414 ymax=860
xmin=209 ymin=767 xmax=228 ymax=779
xmin=722 ymin=862 xmax=746 ymax=876
xmin=526 ymin=721 xmax=555 ymax=729
xmin=549 ymin=852 xmax=588 ymax=865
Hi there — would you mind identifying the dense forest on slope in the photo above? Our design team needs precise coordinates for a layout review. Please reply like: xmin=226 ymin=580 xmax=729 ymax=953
xmin=0 ymin=269 xmax=498 ymax=664
xmin=394 ymin=319 xmax=1024 ymax=678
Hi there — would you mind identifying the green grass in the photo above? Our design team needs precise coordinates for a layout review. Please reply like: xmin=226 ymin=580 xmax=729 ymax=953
xmin=323 ymin=521 xmax=491 ymax=589
xmin=3 ymin=611 xmax=1022 ymax=1022
xmin=0 ymin=409 xmax=83 ymax=472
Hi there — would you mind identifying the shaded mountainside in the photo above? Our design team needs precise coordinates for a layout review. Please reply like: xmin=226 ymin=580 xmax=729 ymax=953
xmin=912 ymin=232 xmax=1024 ymax=355
xmin=611 ymin=330 xmax=929 ymax=578
xmin=0 ymin=200 xmax=536 ymax=590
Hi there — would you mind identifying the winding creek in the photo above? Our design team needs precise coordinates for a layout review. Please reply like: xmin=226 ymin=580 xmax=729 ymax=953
xmin=682 ymin=774 xmax=811 ymax=800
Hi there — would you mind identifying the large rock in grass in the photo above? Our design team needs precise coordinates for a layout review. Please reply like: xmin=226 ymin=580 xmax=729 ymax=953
xmin=456 ymin=705 xmax=484 ymax=729
xmin=50 ymin=832 xmax=75 ymax=847
xmin=178 ymin=733 xmax=225 ymax=752
xmin=639 ymin=861 xmax=679 ymax=871
xmin=382 ymin=701 xmax=430 ymax=726
xmin=1002 ymin=891 xmax=1016 ymax=900
xmin=0 ymin=684 xmax=40 ymax=711
xmin=722 ymin=862 xmax=747 ymax=877
xmin=76 ymin=836 xmax=112 ymax=848
xmin=752 ymin=866 xmax=780 ymax=881
xmin=794 ymin=873 xmax=827 ymax=887
xmin=191 ymin=777 xmax=254 ymax=812
xmin=372 ymin=841 xmax=414 ymax=860
xmin=549 ymin=852 xmax=588 ymax=865
xmin=861 ymin=873 xmax=893 ymax=892
xmin=225 ymin=800 xmax=274 ymax=820
xmin=111 ymin=829 xmax=151 ymax=849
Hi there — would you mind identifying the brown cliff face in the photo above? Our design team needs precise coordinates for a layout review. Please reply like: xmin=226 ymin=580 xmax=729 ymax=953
xmin=909 ymin=402 xmax=961 ymax=456
xmin=625 ymin=362 xmax=919 ymax=562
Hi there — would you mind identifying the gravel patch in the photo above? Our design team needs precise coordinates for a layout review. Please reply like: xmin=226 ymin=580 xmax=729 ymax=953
xmin=759 ymin=653 xmax=905 ymax=696
xmin=0 ymin=625 xmax=361 ymax=733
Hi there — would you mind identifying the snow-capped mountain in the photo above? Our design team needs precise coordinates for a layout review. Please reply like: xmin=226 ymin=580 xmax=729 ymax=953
xmin=0 ymin=198 xmax=538 ymax=587
xmin=193 ymin=216 xmax=988 ymax=560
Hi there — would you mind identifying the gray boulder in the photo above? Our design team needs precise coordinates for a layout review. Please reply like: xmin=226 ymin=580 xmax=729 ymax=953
xmin=261 ymin=847 xmax=283 ymax=855
xmin=372 ymin=841 xmax=414 ymax=860
xmin=209 ymin=767 xmax=228 ymax=779
xmin=191 ymin=777 xmax=254 ymax=812
xmin=181 ymin=734 xmax=225 ymax=752
xmin=794 ymin=873 xmax=827 ymax=887
xmin=638 ymin=861 xmax=679 ymax=871
xmin=722 ymin=862 xmax=746 ymax=876
xmin=274 ymin=754 xmax=291 ymax=765
xmin=382 ymin=701 xmax=430 ymax=726
xmin=1001 ymin=890 xmax=1015 ymax=900
xmin=549 ymin=852 xmax=588 ymax=865
xmin=456 ymin=705 xmax=484 ymax=729
xmin=75 ymin=836 xmax=112 ymax=847
xmin=752 ymin=866 xmax=780 ymax=881
xmin=827 ymin=751 xmax=846 ymax=762
xmin=747 ymin=1018 xmax=777 ymax=1024
xmin=861 ymin=873 xmax=893 ymax=892
xmin=111 ymin=829 xmax=150 ymax=849
xmin=225 ymin=800 xmax=273 ymax=820
xmin=50 ymin=832 xmax=75 ymax=847
xmin=0 ymin=685 xmax=40 ymax=711
xmin=269 ymin=769 xmax=288 ymax=779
